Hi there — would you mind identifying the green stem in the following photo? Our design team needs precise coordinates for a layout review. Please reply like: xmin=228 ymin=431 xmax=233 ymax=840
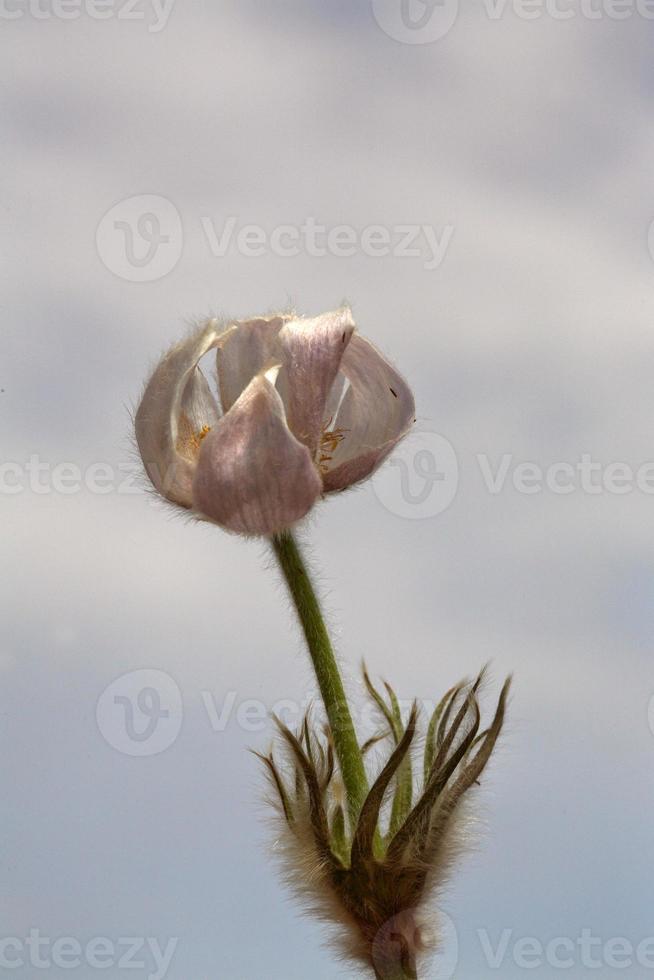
xmin=271 ymin=530 xmax=368 ymax=823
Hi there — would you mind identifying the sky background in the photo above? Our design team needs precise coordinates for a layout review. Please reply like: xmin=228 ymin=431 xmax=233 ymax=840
xmin=2 ymin=1 xmax=654 ymax=977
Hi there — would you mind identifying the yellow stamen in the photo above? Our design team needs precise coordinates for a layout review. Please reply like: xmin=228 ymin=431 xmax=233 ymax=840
xmin=176 ymin=416 xmax=213 ymax=461
xmin=319 ymin=420 xmax=347 ymax=474
xmin=192 ymin=424 xmax=212 ymax=449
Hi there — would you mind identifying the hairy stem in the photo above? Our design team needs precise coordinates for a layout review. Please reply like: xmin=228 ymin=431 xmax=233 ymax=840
xmin=271 ymin=530 xmax=368 ymax=823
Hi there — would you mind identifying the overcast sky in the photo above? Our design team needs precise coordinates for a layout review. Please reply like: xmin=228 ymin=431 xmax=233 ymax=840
xmin=2 ymin=1 xmax=654 ymax=977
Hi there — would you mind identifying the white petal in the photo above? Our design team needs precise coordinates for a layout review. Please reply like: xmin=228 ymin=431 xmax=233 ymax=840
xmin=135 ymin=320 xmax=229 ymax=507
xmin=192 ymin=374 xmax=323 ymax=536
xmin=323 ymin=371 xmax=348 ymax=425
xmin=322 ymin=335 xmax=415 ymax=492
xmin=216 ymin=315 xmax=289 ymax=413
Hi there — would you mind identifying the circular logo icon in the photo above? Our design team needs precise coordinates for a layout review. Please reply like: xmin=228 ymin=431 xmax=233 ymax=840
xmin=96 ymin=669 xmax=183 ymax=757
xmin=372 ymin=431 xmax=459 ymax=519
xmin=371 ymin=907 xmax=458 ymax=980
xmin=96 ymin=194 xmax=183 ymax=282
xmin=371 ymin=0 xmax=459 ymax=44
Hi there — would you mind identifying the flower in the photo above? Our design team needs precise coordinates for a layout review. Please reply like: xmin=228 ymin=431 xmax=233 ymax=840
xmin=261 ymin=669 xmax=511 ymax=980
xmin=135 ymin=308 xmax=415 ymax=536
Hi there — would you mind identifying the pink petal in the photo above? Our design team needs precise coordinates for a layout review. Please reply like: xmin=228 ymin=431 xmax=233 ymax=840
xmin=135 ymin=321 xmax=228 ymax=507
xmin=276 ymin=308 xmax=355 ymax=456
xmin=216 ymin=315 xmax=290 ymax=413
xmin=322 ymin=335 xmax=416 ymax=492
xmin=192 ymin=374 xmax=323 ymax=536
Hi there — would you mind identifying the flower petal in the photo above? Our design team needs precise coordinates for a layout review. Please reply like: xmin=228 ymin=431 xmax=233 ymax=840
xmin=175 ymin=366 xmax=222 ymax=463
xmin=216 ymin=315 xmax=289 ymax=413
xmin=135 ymin=320 xmax=228 ymax=507
xmin=192 ymin=374 xmax=323 ymax=536
xmin=276 ymin=308 xmax=355 ymax=456
xmin=321 ymin=335 xmax=416 ymax=492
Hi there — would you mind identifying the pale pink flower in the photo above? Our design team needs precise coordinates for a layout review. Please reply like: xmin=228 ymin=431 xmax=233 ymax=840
xmin=135 ymin=308 xmax=415 ymax=536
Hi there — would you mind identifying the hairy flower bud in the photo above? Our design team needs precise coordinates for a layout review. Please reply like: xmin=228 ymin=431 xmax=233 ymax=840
xmin=259 ymin=669 xmax=511 ymax=979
